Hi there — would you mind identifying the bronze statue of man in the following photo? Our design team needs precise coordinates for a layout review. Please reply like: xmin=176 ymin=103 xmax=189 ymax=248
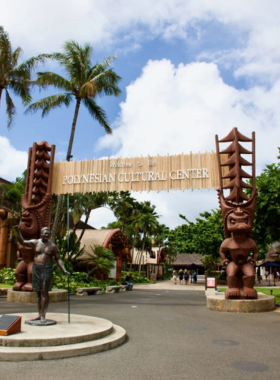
xmin=14 ymin=226 xmax=70 ymax=323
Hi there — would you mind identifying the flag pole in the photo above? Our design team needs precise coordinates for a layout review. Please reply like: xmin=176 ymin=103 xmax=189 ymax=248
xmin=67 ymin=193 xmax=70 ymax=323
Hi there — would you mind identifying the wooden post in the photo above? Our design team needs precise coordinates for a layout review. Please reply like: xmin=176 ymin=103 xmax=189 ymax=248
xmin=0 ymin=219 xmax=9 ymax=269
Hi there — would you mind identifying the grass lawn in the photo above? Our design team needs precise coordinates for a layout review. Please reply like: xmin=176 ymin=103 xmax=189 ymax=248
xmin=219 ymin=288 xmax=280 ymax=304
xmin=0 ymin=283 xmax=13 ymax=288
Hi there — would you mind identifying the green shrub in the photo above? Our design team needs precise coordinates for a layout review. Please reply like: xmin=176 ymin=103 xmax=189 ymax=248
xmin=0 ymin=267 xmax=16 ymax=285
xmin=121 ymin=270 xmax=152 ymax=284
xmin=52 ymin=271 xmax=121 ymax=293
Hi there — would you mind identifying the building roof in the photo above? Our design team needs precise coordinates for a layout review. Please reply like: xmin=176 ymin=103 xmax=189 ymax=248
xmin=173 ymin=253 xmax=204 ymax=266
xmin=77 ymin=228 xmax=131 ymax=261
xmin=0 ymin=178 xmax=12 ymax=186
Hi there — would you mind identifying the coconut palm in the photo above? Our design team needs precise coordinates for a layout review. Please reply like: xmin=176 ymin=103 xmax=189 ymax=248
xmin=25 ymin=40 xmax=121 ymax=240
xmin=0 ymin=26 xmax=57 ymax=128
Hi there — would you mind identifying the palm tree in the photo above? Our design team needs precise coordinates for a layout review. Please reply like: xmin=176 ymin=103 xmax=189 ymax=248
xmin=25 ymin=40 xmax=121 ymax=241
xmin=133 ymin=201 xmax=160 ymax=273
xmin=79 ymin=245 xmax=115 ymax=278
xmin=0 ymin=26 xmax=57 ymax=128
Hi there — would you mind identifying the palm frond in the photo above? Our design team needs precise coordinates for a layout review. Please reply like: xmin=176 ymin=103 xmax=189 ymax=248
xmin=94 ymin=69 xmax=121 ymax=97
xmin=60 ymin=41 xmax=92 ymax=84
xmin=25 ymin=93 xmax=73 ymax=117
xmin=83 ymin=98 xmax=112 ymax=134
xmin=88 ymin=55 xmax=118 ymax=79
xmin=5 ymin=89 xmax=16 ymax=129
xmin=9 ymin=78 xmax=32 ymax=105
xmin=35 ymin=72 xmax=73 ymax=91
xmin=0 ymin=26 xmax=12 ymax=65
xmin=17 ymin=53 xmax=62 ymax=72
xmin=11 ymin=47 xmax=22 ymax=68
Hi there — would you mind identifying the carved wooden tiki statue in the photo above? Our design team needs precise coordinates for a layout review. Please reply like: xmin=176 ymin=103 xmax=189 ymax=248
xmin=216 ymin=128 xmax=258 ymax=299
xmin=13 ymin=141 xmax=55 ymax=291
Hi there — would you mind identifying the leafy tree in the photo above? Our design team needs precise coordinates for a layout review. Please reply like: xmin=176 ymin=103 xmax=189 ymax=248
xmin=166 ymin=210 xmax=223 ymax=259
xmin=25 ymin=40 xmax=121 ymax=241
xmin=252 ymin=149 xmax=280 ymax=256
xmin=0 ymin=26 xmax=56 ymax=128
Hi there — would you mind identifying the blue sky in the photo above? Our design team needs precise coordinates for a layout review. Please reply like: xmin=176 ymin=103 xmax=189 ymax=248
xmin=1 ymin=0 xmax=280 ymax=229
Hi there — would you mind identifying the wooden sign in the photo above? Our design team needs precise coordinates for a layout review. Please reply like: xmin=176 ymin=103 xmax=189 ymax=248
xmin=0 ymin=315 xmax=21 ymax=336
xmin=52 ymin=151 xmax=223 ymax=195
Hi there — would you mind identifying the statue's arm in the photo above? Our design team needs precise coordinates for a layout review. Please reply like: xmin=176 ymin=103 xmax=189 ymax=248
xmin=220 ymin=241 xmax=230 ymax=266
xmin=248 ymin=239 xmax=258 ymax=265
xmin=14 ymin=225 xmax=35 ymax=248
xmin=54 ymin=247 xmax=70 ymax=275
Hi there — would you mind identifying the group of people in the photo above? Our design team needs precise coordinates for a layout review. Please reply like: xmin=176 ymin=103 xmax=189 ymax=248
xmin=172 ymin=269 xmax=197 ymax=285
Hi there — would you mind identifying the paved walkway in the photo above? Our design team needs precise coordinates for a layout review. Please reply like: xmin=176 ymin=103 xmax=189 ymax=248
xmin=0 ymin=283 xmax=279 ymax=380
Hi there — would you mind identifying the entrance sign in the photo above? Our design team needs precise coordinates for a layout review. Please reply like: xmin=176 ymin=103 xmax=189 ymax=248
xmin=52 ymin=151 xmax=221 ymax=194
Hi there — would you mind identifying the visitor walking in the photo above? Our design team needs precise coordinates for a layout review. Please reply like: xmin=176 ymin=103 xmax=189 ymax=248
xmin=183 ymin=269 xmax=189 ymax=285
xmin=178 ymin=269 xmax=184 ymax=285
xmin=265 ymin=270 xmax=269 ymax=281
xmin=172 ymin=270 xmax=177 ymax=285
xmin=192 ymin=271 xmax=197 ymax=283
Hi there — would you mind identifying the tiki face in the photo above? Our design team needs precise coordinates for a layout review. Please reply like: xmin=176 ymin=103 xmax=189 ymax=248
xmin=227 ymin=211 xmax=251 ymax=234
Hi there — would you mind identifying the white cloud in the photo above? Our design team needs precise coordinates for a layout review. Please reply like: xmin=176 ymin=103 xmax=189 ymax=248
xmin=2 ymin=0 xmax=280 ymax=81
xmin=96 ymin=59 xmax=280 ymax=228
xmin=0 ymin=137 xmax=28 ymax=181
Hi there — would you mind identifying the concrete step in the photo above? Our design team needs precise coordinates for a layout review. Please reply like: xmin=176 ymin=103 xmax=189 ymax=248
xmin=0 ymin=313 xmax=113 ymax=347
xmin=0 ymin=313 xmax=126 ymax=361
xmin=0 ymin=325 xmax=126 ymax=361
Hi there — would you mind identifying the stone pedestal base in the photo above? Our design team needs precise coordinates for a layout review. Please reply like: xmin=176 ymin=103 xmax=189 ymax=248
xmin=7 ymin=289 xmax=67 ymax=303
xmin=207 ymin=292 xmax=276 ymax=313
xmin=0 ymin=313 xmax=126 ymax=361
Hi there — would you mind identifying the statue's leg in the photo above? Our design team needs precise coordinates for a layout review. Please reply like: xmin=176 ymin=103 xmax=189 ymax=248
xmin=22 ymin=261 xmax=33 ymax=292
xmin=40 ymin=290 xmax=49 ymax=322
xmin=241 ymin=263 xmax=257 ymax=299
xmin=31 ymin=291 xmax=42 ymax=320
xmin=225 ymin=262 xmax=240 ymax=299
xmin=13 ymin=261 xmax=27 ymax=290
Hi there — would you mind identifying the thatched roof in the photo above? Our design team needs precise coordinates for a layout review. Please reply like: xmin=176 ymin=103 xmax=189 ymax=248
xmin=173 ymin=254 xmax=204 ymax=266
xmin=77 ymin=228 xmax=130 ymax=261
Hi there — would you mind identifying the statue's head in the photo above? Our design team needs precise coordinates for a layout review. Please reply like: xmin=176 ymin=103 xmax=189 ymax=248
xmin=226 ymin=208 xmax=251 ymax=234
xmin=41 ymin=227 xmax=51 ymax=239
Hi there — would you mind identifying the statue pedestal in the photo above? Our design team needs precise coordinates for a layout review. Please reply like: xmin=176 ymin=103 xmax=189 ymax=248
xmin=206 ymin=292 xmax=276 ymax=312
xmin=7 ymin=289 xmax=67 ymax=303
xmin=0 ymin=313 xmax=126 ymax=361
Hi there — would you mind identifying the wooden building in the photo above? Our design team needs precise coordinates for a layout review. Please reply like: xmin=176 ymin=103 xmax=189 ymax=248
xmin=172 ymin=254 xmax=205 ymax=274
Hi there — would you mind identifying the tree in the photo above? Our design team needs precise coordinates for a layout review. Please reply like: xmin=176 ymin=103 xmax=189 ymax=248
xmin=79 ymin=245 xmax=115 ymax=278
xmin=166 ymin=210 xmax=223 ymax=259
xmin=252 ymin=149 xmax=280 ymax=256
xmin=0 ymin=26 xmax=56 ymax=128
xmin=25 ymin=40 xmax=121 ymax=241
xmin=133 ymin=201 xmax=159 ymax=273
xmin=0 ymin=171 xmax=26 ymax=212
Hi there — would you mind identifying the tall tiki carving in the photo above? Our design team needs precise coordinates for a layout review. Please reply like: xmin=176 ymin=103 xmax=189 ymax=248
xmin=13 ymin=141 xmax=55 ymax=291
xmin=216 ymin=128 xmax=258 ymax=299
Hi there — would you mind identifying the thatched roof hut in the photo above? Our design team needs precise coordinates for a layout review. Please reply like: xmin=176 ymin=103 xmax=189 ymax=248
xmin=77 ymin=228 xmax=131 ymax=281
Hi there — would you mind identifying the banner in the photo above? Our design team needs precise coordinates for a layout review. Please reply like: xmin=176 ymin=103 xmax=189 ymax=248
xmin=52 ymin=151 xmax=221 ymax=194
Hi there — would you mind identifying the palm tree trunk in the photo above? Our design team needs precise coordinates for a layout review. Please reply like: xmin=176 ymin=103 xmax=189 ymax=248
xmin=138 ymin=233 xmax=146 ymax=274
xmin=51 ymin=98 xmax=81 ymax=242
xmin=77 ymin=209 xmax=91 ymax=245
xmin=66 ymin=98 xmax=81 ymax=160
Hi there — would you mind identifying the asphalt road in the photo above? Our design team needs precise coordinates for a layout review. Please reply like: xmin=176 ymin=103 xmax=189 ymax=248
xmin=0 ymin=288 xmax=279 ymax=380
